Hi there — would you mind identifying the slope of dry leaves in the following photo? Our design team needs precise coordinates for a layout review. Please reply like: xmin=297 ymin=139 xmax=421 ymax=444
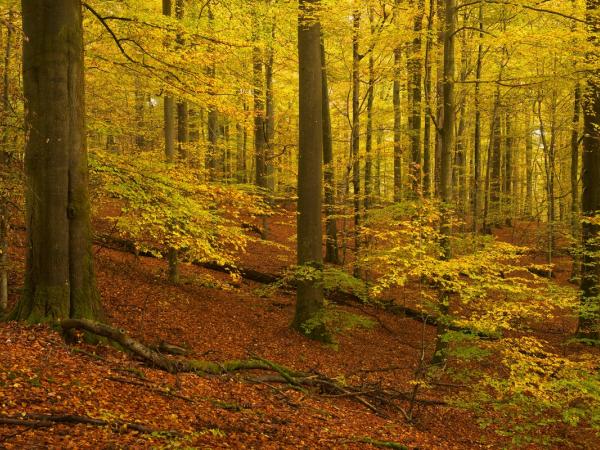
xmin=0 ymin=212 xmax=595 ymax=449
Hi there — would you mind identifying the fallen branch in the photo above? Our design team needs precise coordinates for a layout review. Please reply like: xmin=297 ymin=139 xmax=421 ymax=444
xmin=94 ymin=234 xmax=279 ymax=284
xmin=356 ymin=437 xmax=409 ymax=449
xmin=0 ymin=414 xmax=178 ymax=435
xmin=60 ymin=319 xmax=439 ymax=416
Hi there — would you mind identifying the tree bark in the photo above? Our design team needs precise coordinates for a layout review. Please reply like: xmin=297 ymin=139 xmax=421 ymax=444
xmin=393 ymin=0 xmax=403 ymax=202
xmin=364 ymin=8 xmax=375 ymax=212
xmin=351 ymin=9 xmax=361 ymax=275
xmin=163 ymin=0 xmax=175 ymax=163
xmin=571 ymin=84 xmax=582 ymax=279
xmin=10 ymin=0 xmax=102 ymax=322
xmin=472 ymin=2 xmax=483 ymax=232
xmin=321 ymin=35 xmax=339 ymax=264
xmin=432 ymin=0 xmax=455 ymax=364
xmin=294 ymin=0 xmax=329 ymax=342
xmin=579 ymin=0 xmax=600 ymax=338
xmin=408 ymin=0 xmax=424 ymax=194
xmin=253 ymin=11 xmax=267 ymax=191
xmin=0 ymin=11 xmax=13 ymax=311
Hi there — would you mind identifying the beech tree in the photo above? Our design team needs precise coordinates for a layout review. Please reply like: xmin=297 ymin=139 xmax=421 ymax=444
xmin=8 ymin=0 xmax=102 ymax=322
xmin=294 ymin=0 xmax=328 ymax=341
xmin=579 ymin=0 xmax=600 ymax=339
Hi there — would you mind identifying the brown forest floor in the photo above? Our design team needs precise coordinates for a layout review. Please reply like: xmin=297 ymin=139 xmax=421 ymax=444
xmin=0 ymin=211 xmax=596 ymax=449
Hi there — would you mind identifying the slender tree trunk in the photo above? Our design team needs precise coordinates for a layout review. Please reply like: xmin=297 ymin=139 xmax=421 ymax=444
xmin=571 ymin=84 xmax=582 ymax=279
xmin=163 ymin=0 xmax=175 ymax=163
xmin=364 ymin=8 xmax=375 ymax=212
xmin=423 ymin=0 xmax=435 ymax=197
xmin=0 ymin=12 xmax=12 ymax=311
xmin=503 ymin=112 xmax=513 ymax=226
xmin=10 ymin=0 xmax=102 ymax=322
xmin=525 ymin=110 xmax=534 ymax=218
xmin=472 ymin=2 xmax=483 ymax=232
xmin=253 ymin=12 xmax=267 ymax=190
xmin=408 ymin=0 xmax=424 ymax=194
xmin=432 ymin=0 xmax=455 ymax=364
xmin=483 ymin=87 xmax=501 ymax=234
xmin=175 ymin=0 xmax=188 ymax=160
xmin=351 ymin=9 xmax=361 ymax=275
xmin=434 ymin=0 xmax=444 ymax=197
xmin=321 ymin=35 xmax=339 ymax=264
xmin=134 ymin=77 xmax=145 ymax=149
xmin=265 ymin=7 xmax=276 ymax=193
xmin=295 ymin=0 xmax=329 ymax=342
xmin=454 ymin=26 xmax=467 ymax=218
xmin=206 ymin=5 xmax=218 ymax=180
xmin=393 ymin=0 xmax=403 ymax=202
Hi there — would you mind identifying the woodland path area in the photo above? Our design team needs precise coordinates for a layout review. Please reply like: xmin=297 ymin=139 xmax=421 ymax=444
xmin=0 ymin=211 xmax=595 ymax=449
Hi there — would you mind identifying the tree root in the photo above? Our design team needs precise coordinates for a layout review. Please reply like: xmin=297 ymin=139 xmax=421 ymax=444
xmin=0 ymin=413 xmax=179 ymax=436
xmin=60 ymin=319 xmax=441 ymax=417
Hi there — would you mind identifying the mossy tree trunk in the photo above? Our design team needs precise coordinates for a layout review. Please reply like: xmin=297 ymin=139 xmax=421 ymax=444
xmin=10 ymin=0 xmax=102 ymax=323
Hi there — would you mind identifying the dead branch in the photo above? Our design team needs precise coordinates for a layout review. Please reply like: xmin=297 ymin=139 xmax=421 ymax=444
xmin=0 ymin=414 xmax=179 ymax=435
xmin=61 ymin=319 xmax=441 ymax=417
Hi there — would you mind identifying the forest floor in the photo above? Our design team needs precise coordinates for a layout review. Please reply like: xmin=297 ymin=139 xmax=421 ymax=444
xmin=0 ymin=210 xmax=596 ymax=449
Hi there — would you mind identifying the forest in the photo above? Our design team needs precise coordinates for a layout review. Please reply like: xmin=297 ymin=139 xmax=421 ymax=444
xmin=0 ymin=0 xmax=599 ymax=448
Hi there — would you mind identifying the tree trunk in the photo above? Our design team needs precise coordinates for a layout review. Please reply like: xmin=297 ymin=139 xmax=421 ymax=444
xmin=571 ymin=84 xmax=582 ymax=279
xmin=294 ymin=0 xmax=329 ymax=342
xmin=525 ymin=110 xmax=534 ymax=218
xmin=408 ymin=0 xmax=424 ymax=194
xmin=579 ymin=0 xmax=600 ymax=339
xmin=175 ymin=0 xmax=188 ymax=160
xmin=0 ymin=11 xmax=13 ymax=311
xmin=265 ymin=8 xmax=276 ymax=193
xmin=321 ymin=35 xmax=339 ymax=264
xmin=503 ymin=112 xmax=513 ymax=226
xmin=351 ymin=9 xmax=361 ymax=275
xmin=432 ymin=0 xmax=455 ymax=364
xmin=10 ymin=0 xmax=102 ymax=322
xmin=253 ymin=12 xmax=267 ymax=191
xmin=163 ymin=0 xmax=175 ymax=163
xmin=423 ymin=0 xmax=435 ymax=197
xmin=472 ymin=2 xmax=483 ymax=232
xmin=364 ymin=8 xmax=375 ymax=212
xmin=393 ymin=0 xmax=403 ymax=202
xmin=206 ymin=5 xmax=218 ymax=180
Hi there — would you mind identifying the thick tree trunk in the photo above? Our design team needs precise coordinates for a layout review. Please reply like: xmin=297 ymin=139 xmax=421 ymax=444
xmin=393 ymin=0 xmax=403 ymax=202
xmin=295 ymin=0 xmax=329 ymax=342
xmin=11 ymin=0 xmax=102 ymax=322
xmin=579 ymin=0 xmax=600 ymax=338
